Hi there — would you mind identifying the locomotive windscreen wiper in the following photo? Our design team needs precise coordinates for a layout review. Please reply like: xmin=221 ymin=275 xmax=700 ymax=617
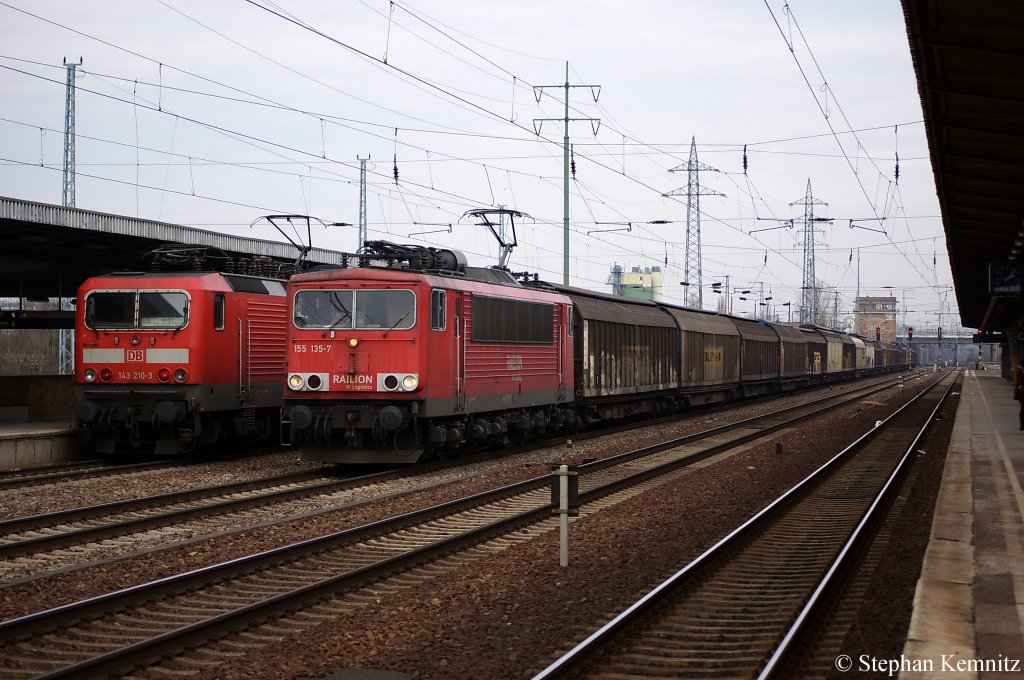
xmin=382 ymin=312 xmax=410 ymax=337
xmin=328 ymin=292 xmax=351 ymax=329
xmin=172 ymin=301 xmax=189 ymax=335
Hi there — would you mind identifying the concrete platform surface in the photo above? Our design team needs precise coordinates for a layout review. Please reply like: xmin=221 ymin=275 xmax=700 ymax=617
xmin=902 ymin=370 xmax=1024 ymax=679
xmin=0 ymin=418 xmax=77 ymax=470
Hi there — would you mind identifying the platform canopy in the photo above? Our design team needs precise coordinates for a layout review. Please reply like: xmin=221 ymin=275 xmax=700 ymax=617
xmin=0 ymin=196 xmax=347 ymax=327
xmin=902 ymin=1 xmax=1024 ymax=331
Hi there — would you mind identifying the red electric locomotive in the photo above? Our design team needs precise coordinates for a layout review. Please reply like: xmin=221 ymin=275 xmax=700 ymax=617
xmin=74 ymin=268 xmax=288 ymax=455
xmin=282 ymin=242 xmax=575 ymax=464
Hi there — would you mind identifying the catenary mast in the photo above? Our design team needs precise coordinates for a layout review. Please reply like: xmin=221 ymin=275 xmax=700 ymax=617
xmin=59 ymin=58 xmax=82 ymax=376
xmin=532 ymin=63 xmax=601 ymax=285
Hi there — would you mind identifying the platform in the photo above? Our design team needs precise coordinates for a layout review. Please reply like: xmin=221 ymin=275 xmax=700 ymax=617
xmin=0 ymin=375 xmax=80 ymax=471
xmin=902 ymin=369 xmax=1024 ymax=678
xmin=0 ymin=419 xmax=78 ymax=470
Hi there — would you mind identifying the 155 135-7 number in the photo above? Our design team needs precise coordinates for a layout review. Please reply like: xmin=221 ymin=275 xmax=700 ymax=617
xmin=293 ymin=344 xmax=332 ymax=353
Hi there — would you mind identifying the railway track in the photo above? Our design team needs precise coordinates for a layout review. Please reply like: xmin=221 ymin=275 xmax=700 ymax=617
xmin=0 ymin=468 xmax=329 ymax=557
xmin=0 ymin=371 xmax=939 ymax=679
xmin=0 ymin=373 xmax=918 ymax=585
xmin=533 ymin=370 xmax=959 ymax=680
xmin=0 ymin=459 xmax=171 ymax=491
xmin=0 ymin=448 xmax=289 ymax=492
xmin=0 ymin=373 xmax=908 ymax=498
xmin=0 ymin=459 xmax=502 ymax=584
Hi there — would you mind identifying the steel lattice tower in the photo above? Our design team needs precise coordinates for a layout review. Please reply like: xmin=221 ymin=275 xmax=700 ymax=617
xmin=357 ymin=155 xmax=369 ymax=249
xmin=790 ymin=179 xmax=828 ymax=325
xmin=62 ymin=59 xmax=81 ymax=208
xmin=59 ymin=58 xmax=82 ymax=375
xmin=665 ymin=137 xmax=722 ymax=309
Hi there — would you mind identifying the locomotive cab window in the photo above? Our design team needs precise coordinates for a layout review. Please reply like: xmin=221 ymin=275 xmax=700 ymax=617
xmin=356 ymin=290 xmax=415 ymax=329
xmin=431 ymin=289 xmax=446 ymax=330
xmin=294 ymin=289 xmax=352 ymax=329
xmin=294 ymin=289 xmax=415 ymax=330
xmin=213 ymin=294 xmax=225 ymax=331
xmin=84 ymin=290 xmax=189 ymax=330
xmin=139 ymin=292 xmax=188 ymax=329
xmin=85 ymin=292 xmax=135 ymax=329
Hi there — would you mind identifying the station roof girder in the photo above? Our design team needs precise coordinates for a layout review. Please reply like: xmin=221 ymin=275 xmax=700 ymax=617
xmin=902 ymin=0 xmax=1024 ymax=331
xmin=0 ymin=196 xmax=347 ymax=302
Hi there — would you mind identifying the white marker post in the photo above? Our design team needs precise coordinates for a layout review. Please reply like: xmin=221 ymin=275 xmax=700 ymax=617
xmin=550 ymin=464 xmax=579 ymax=567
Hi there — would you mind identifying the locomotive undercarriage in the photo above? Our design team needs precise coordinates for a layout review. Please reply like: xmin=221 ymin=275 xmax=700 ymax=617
xmin=289 ymin=387 xmax=747 ymax=465
xmin=75 ymin=385 xmax=277 ymax=455
xmin=285 ymin=399 xmax=581 ymax=465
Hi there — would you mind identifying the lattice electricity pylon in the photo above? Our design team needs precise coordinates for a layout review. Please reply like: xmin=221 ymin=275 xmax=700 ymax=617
xmin=790 ymin=179 xmax=831 ymax=325
xmin=663 ymin=137 xmax=723 ymax=310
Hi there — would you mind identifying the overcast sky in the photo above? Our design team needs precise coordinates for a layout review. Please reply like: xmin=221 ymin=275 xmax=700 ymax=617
xmin=0 ymin=1 xmax=960 ymax=333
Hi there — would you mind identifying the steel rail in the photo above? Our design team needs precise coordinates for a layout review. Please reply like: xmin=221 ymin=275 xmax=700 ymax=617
xmin=531 ymin=370 xmax=953 ymax=680
xmin=0 ymin=469 xmax=326 ymax=535
xmin=2 ymin=371 xmax=924 ymax=640
xmin=0 ymin=438 xmax=556 ymax=560
xmin=0 ymin=469 xmax=330 ymax=558
xmin=1 ymin=373 xmax=931 ymax=679
xmin=0 ymin=458 xmax=170 ymax=491
xmin=757 ymin=371 xmax=960 ymax=679
xmin=0 ymin=374 xmax=908 ymax=562
xmin=0 ymin=448 xmax=289 ymax=491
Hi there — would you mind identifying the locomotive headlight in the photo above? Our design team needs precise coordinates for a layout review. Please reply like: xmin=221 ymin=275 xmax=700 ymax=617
xmin=84 ymin=368 xmax=97 ymax=382
xmin=173 ymin=368 xmax=188 ymax=383
xmin=288 ymin=373 xmax=305 ymax=391
xmin=348 ymin=337 xmax=359 ymax=348
xmin=383 ymin=374 xmax=399 ymax=391
xmin=401 ymin=374 xmax=419 ymax=391
xmin=158 ymin=368 xmax=172 ymax=383
xmin=99 ymin=368 xmax=113 ymax=382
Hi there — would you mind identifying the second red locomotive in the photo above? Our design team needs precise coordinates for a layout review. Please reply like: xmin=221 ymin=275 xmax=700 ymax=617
xmin=283 ymin=242 xmax=575 ymax=464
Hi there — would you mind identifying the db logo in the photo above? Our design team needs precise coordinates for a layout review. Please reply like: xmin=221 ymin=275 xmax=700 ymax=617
xmin=126 ymin=349 xmax=145 ymax=362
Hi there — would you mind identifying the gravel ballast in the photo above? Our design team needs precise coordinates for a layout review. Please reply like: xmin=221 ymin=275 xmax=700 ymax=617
xmin=0 ymin=374 xmax=952 ymax=679
xmin=186 ymin=382 xmax=952 ymax=679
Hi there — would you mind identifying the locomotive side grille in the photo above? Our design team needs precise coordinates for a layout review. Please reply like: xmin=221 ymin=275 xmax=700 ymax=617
xmin=463 ymin=344 xmax=561 ymax=377
xmin=246 ymin=299 xmax=288 ymax=379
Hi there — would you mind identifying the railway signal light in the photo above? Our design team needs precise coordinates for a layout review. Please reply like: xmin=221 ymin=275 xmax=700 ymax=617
xmin=908 ymin=327 xmax=913 ymax=343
